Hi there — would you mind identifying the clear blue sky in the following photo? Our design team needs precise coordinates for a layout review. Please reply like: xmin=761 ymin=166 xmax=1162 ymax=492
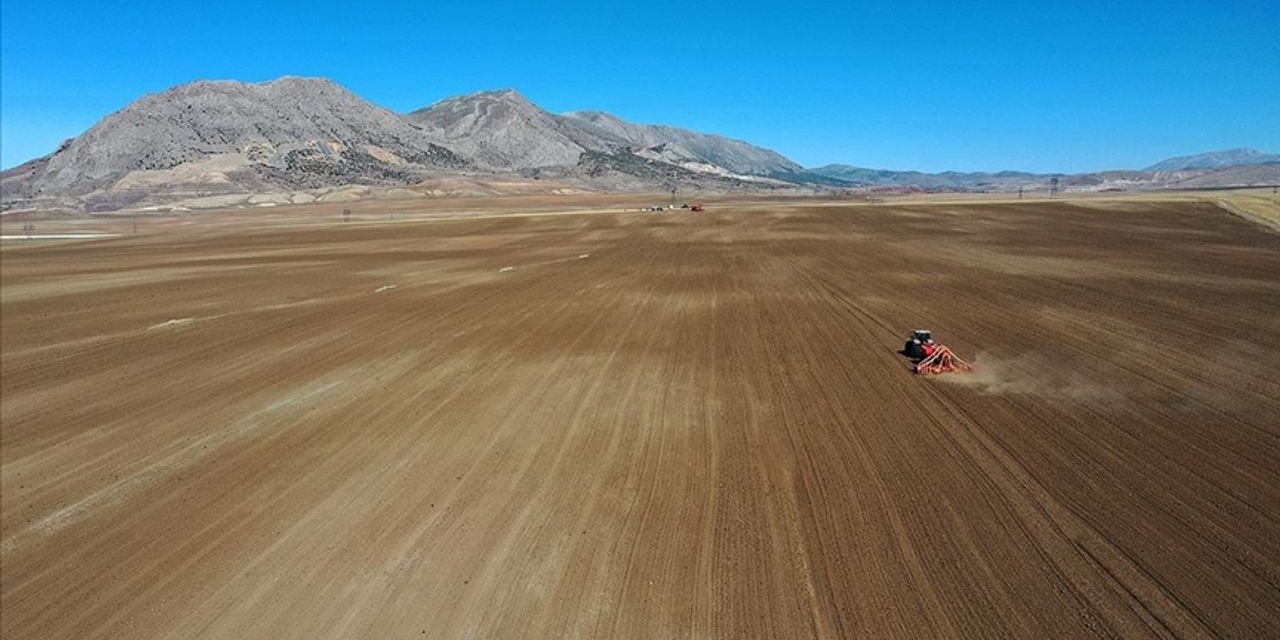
xmin=3 ymin=0 xmax=1277 ymax=172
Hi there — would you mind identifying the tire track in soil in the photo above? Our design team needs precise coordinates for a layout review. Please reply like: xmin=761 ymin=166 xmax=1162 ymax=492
xmin=793 ymin=252 xmax=1205 ymax=637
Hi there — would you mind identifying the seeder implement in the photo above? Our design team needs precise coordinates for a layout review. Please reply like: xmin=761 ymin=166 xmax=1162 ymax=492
xmin=912 ymin=345 xmax=972 ymax=375
xmin=902 ymin=329 xmax=973 ymax=375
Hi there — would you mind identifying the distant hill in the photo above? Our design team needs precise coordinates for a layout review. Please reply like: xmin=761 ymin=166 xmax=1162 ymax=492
xmin=807 ymin=164 xmax=1044 ymax=190
xmin=809 ymin=157 xmax=1280 ymax=193
xmin=1145 ymin=148 xmax=1280 ymax=172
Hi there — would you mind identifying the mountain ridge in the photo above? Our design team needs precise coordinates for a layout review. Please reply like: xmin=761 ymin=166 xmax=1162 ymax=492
xmin=1144 ymin=148 xmax=1280 ymax=172
xmin=809 ymin=148 xmax=1280 ymax=192
xmin=405 ymin=89 xmax=802 ymax=177
xmin=3 ymin=76 xmax=469 ymax=211
xmin=3 ymin=76 xmax=1277 ymax=213
xmin=2 ymin=78 xmax=804 ymax=212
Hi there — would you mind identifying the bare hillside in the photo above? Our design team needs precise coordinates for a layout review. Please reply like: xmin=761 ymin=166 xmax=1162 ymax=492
xmin=406 ymin=90 xmax=802 ymax=177
xmin=3 ymin=77 xmax=465 ymax=211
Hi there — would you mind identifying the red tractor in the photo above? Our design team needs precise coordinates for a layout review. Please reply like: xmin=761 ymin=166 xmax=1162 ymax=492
xmin=902 ymin=330 xmax=972 ymax=374
xmin=690 ymin=203 xmax=705 ymax=212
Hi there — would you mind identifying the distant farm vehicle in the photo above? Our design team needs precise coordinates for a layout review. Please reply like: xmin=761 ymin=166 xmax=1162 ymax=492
xmin=690 ymin=203 xmax=705 ymax=212
xmin=902 ymin=329 xmax=972 ymax=374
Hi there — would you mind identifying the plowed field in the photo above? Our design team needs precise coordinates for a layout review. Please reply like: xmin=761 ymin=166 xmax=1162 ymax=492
xmin=3 ymin=199 xmax=1278 ymax=638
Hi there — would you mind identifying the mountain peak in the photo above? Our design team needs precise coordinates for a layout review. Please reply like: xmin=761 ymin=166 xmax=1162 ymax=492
xmin=267 ymin=75 xmax=337 ymax=86
xmin=416 ymin=88 xmax=541 ymax=116
xmin=406 ymin=88 xmax=583 ymax=169
xmin=163 ymin=75 xmax=340 ymax=93
xmin=479 ymin=88 xmax=528 ymax=101
xmin=5 ymin=75 xmax=462 ymax=205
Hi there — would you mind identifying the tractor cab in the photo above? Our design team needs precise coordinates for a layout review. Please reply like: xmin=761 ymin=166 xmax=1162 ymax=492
xmin=901 ymin=329 xmax=973 ymax=374
xmin=904 ymin=329 xmax=935 ymax=360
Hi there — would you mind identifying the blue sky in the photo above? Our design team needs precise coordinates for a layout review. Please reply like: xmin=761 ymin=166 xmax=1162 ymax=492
xmin=3 ymin=0 xmax=1277 ymax=172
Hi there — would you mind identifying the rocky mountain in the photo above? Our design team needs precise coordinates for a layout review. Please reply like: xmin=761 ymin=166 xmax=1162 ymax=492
xmin=405 ymin=90 xmax=586 ymax=170
xmin=405 ymin=89 xmax=802 ymax=178
xmin=3 ymin=79 xmax=805 ymax=213
xmin=3 ymin=75 xmax=1276 ymax=213
xmin=3 ymin=77 xmax=467 ymax=211
xmin=558 ymin=110 xmax=802 ymax=176
xmin=1145 ymin=148 xmax=1280 ymax=172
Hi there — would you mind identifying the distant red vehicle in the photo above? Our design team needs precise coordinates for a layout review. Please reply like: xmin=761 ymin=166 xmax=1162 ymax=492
xmin=902 ymin=329 xmax=972 ymax=375
xmin=690 ymin=203 xmax=705 ymax=212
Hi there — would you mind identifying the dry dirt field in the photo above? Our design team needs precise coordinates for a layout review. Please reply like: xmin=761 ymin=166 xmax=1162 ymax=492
xmin=2 ymin=198 xmax=1279 ymax=638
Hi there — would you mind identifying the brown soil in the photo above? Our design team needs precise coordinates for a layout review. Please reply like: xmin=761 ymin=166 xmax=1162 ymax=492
xmin=2 ymin=199 xmax=1278 ymax=638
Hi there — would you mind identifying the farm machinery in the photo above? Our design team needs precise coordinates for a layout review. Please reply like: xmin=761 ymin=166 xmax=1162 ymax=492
xmin=902 ymin=330 xmax=972 ymax=375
